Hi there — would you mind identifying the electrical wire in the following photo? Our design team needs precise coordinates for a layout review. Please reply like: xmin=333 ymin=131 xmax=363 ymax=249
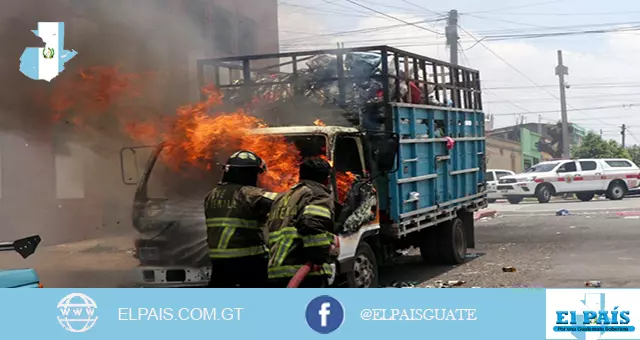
xmin=279 ymin=17 xmax=445 ymax=43
xmin=626 ymin=129 xmax=640 ymax=145
xmin=485 ymin=92 xmax=640 ymax=104
xmin=484 ymin=82 xmax=640 ymax=90
xmin=485 ymin=10 xmax=640 ymax=16
xmin=278 ymin=0 xmax=377 ymax=18
xmin=491 ymin=103 xmax=640 ymax=116
xmin=341 ymin=0 xmax=443 ymax=35
xmin=460 ymin=43 xmax=539 ymax=122
xmin=397 ymin=0 xmax=444 ymax=16
xmin=468 ymin=0 xmax=569 ymax=14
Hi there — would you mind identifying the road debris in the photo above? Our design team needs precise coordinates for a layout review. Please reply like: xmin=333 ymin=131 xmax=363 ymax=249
xmin=387 ymin=281 xmax=417 ymax=288
xmin=556 ymin=209 xmax=571 ymax=216
xmin=502 ymin=266 xmax=517 ymax=272
xmin=556 ymin=232 xmax=562 ymax=235
xmin=585 ymin=281 xmax=601 ymax=288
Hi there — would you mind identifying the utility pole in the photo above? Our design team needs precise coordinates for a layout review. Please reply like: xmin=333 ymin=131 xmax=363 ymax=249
xmin=621 ymin=124 xmax=627 ymax=147
xmin=446 ymin=10 xmax=459 ymax=65
xmin=538 ymin=114 xmax=542 ymax=134
xmin=555 ymin=50 xmax=570 ymax=159
xmin=600 ymin=129 xmax=603 ymax=137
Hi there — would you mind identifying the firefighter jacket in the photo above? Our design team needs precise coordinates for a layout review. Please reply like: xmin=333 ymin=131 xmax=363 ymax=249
xmin=265 ymin=180 xmax=336 ymax=280
xmin=205 ymin=183 xmax=278 ymax=259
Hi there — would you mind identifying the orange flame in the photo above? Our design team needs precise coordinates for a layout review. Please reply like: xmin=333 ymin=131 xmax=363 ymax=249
xmin=48 ymin=67 xmax=358 ymax=198
xmin=314 ymin=119 xmax=326 ymax=126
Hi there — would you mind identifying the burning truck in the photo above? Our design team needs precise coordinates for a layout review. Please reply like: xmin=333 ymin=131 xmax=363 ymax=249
xmin=120 ymin=45 xmax=487 ymax=288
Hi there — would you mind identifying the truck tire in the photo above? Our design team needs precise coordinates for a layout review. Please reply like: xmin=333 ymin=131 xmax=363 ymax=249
xmin=607 ymin=181 xmax=626 ymax=201
xmin=576 ymin=192 xmax=595 ymax=202
xmin=536 ymin=184 xmax=552 ymax=203
xmin=507 ymin=196 xmax=522 ymax=204
xmin=346 ymin=242 xmax=378 ymax=288
xmin=436 ymin=218 xmax=467 ymax=265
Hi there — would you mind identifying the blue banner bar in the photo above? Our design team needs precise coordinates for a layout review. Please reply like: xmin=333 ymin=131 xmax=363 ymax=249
xmin=0 ymin=288 xmax=546 ymax=339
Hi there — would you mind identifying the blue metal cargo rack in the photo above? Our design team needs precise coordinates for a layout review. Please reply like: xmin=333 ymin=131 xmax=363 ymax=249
xmin=197 ymin=45 xmax=487 ymax=236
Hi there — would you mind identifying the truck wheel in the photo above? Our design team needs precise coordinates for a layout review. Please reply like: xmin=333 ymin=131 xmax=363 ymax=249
xmin=536 ymin=184 xmax=552 ymax=203
xmin=346 ymin=242 xmax=378 ymax=288
xmin=576 ymin=192 xmax=595 ymax=202
xmin=607 ymin=181 xmax=627 ymax=201
xmin=436 ymin=218 xmax=467 ymax=265
xmin=507 ymin=196 xmax=522 ymax=204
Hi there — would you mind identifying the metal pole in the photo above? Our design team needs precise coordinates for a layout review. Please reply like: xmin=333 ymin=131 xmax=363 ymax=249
xmin=621 ymin=124 xmax=626 ymax=147
xmin=446 ymin=10 xmax=459 ymax=65
xmin=555 ymin=50 xmax=570 ymax=158
xmin=538 ymin=114 xmax=542 ymax=134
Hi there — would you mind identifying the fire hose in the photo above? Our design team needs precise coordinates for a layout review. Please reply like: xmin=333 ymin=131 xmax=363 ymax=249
xmin=287 ymin=236 xmax=340 ymax=288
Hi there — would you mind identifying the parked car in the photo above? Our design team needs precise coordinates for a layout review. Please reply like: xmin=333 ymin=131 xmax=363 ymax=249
xmin=498 ymin=158 xmax=640 ymax=204
xmin=486 ymin=169 xmax=516 ymax=203
xmin=0 ymin=235 xmax=42 ymax=288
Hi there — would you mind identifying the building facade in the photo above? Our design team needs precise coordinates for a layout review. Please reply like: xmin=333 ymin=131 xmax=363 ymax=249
xmin=520 ymin=128 xmax=542 ymax=170
xmin=486 ymin=136 xmax=523 ymax=173
xmin=0 ymin=0 xmax=279 ymax=245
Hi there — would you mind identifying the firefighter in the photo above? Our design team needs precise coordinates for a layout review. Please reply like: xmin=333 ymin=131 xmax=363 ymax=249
xmin=266 ymin=157 xmax=337 ymax=288
xmin=205 ymin=150 xmax=278 ymax=288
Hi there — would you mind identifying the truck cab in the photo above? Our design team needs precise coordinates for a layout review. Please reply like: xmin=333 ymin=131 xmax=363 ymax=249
xmin=122 ymin=125 xmax=398 ymax=287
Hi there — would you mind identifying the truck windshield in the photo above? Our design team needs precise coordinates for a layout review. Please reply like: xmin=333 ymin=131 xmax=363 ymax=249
xmin=145 ymin=135 xmax=327 ymax=199
xmin=523 ymin=162 xmax=558 ymax=173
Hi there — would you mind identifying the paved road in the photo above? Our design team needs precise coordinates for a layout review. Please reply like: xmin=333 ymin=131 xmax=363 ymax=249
xmin=0 ymin=235 xmax=137 ymax=288
xmin=380 ymin=200 xmax=640 ymax=288
xmin=489 ymin=196 xmax=640 ymax=216
xmin=5 ymin=197 xmax=639 ymax=288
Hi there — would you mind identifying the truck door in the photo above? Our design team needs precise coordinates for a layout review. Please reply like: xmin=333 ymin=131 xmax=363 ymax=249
xmin=119 ymin=145 xmax=158 ymax=185
xmin=332 ymin=135 xmax=366 ymax=203
xmin=555 ymin=160 xmax=579 ymax=193
xmin=577 ymin=160 xmax=603 ymax=191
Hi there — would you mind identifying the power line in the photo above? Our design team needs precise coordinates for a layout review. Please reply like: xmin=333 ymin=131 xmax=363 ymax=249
xmin=485 ymin=82 xmax=640 ymax=90
xmin=485 ymin=92 xmax=640 ymax=103
xmin=341 ymin=0 xmax=443 ymax=35
xmin=279 ymin=17 xmax=445 ymax=43
xmin=491 ymin=103 xmax=640 ymax=117
xmin=483 ymin=10 xmax=640 ymax=16
xmin=467 ymin=0 xmax=568 ymax=14
xmin=461 ymin=45 xmax=537 ymax=120
xmin=397 ymin=0 xmax=443 ymax=16
xmin=282 ymin=20 xmax=640 ymax=49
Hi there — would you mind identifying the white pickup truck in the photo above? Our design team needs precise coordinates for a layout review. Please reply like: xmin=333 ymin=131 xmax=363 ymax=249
xmin=497 ymin=158 xmax=640 ymax=204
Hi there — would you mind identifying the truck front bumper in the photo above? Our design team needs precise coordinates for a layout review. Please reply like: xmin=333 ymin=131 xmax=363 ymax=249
xmin=497 ymin=181 xmax=537 ymax=197
xmin=134 ymin=266 xmax=210 ymax=287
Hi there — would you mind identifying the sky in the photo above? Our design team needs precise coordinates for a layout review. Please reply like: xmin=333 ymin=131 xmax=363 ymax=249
xmin=277 ymin=0 xmax=640 ymax=146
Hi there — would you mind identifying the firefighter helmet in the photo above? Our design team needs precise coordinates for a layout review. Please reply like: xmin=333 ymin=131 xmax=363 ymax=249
xmin=223 ymin=150 xmax=267 ymax=173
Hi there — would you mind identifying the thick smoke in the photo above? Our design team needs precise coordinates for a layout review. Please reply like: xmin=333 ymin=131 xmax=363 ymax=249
xmin=0 ymin=0 xmax=232 ymax=245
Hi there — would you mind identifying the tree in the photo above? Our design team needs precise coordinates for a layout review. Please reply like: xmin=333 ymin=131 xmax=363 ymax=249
xmin=627 ymin=145 xmax=640 ymax=165
xmin=571 ymin=132 xmax=630 ymax=159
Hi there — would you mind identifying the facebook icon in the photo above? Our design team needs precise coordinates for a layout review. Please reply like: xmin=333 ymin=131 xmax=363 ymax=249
xmin=305 ymin=295 xmax=344 ymax=334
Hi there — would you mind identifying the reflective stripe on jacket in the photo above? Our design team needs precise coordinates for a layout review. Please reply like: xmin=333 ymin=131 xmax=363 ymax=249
xmin=205 ymin=184 xmax=276 ymax=259
xmin=265 ymin=180 xmax=336 ymax=279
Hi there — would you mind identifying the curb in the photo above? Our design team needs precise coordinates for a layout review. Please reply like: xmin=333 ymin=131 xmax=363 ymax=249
xmin=615 ymin=211 xmax=640 ymax=217
xmin=474 ymin=209 xmax=497 ymax=220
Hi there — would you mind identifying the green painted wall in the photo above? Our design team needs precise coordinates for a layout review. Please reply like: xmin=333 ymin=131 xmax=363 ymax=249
xmin=521 ymin=128 xmax=542 ymax=169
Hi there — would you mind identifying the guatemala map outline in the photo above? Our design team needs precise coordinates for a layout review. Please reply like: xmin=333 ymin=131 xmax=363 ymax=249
xmin=19 ymin=22 xmax=78 ymax=82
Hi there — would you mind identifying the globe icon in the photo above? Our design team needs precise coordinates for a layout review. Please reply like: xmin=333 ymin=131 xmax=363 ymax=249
xmin=57 ymin=293 xmax=98 ymax=333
